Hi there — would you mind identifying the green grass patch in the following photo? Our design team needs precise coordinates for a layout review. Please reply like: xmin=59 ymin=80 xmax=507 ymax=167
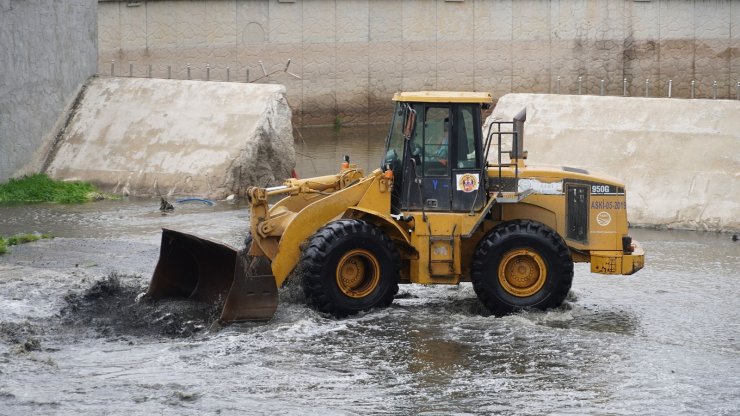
xmin=7 ymin=233 xmax=48 ymax=246
xmin=0 ymin=174 xmax=102 ymax=203
xmin=0 ymin=233 xmax=52 ymax=255
xmin=333 ymin=116 xmax=343 ymax=132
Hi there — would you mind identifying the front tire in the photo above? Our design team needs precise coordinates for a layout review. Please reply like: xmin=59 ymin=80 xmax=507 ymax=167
xmin=471 ymin=220 xmax=573 ymax=315
xmin=300 ymin=219 xmax=400 ymax=317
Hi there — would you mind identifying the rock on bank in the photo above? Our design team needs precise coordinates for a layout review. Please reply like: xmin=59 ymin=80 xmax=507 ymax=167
xmin=44 ymin=77 xmax=295 ymax=199
xmin=488 ymin=94 xmax=740 ymax=232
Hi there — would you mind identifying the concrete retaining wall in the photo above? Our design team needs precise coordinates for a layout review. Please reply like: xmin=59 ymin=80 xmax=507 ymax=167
xmin=0 ymin=0 xmax=98 ymax=182
xmin=488 ymin=94 xmax=740 ymax=232
xmin=44 ymin=77 xmax=295 ymax=199
xmin=98 ymin=0 xmax=740 ymax=126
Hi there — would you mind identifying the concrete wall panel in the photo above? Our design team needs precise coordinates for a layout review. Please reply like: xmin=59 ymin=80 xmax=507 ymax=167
xmin=436 ymin=0 xmax=475 ymax=91
xmin=512 ymin=0 xmax=550 ymax=93
xmin=368 ymin=41 xmax=403 ymax=120
xmin=119 ymin=1 xmax=146 ymax=62
xmin=337 ymin=0 xmax=369 ymax=43
xmin=336 ymin=41 xmax=370 ymax=125
xmin=695 ymin=2 xmax=731 ymax=98
xmin=0 ymin=0 xmax=98 ymax=182
xmin=98 ymin=1 xmax=120 ymax=58
xmin=624 ymin=0 xmax=660 ymax=97
xmin=475 ymin=0 xmax=512 ymax=95
xmin=368 ymin=1 xmax=403 ymax=119
xmin=97 ymin=0 xmax=740 ymax=125
xmin=733 ymin=2 xmax=740 ymax=92
xmin=370 ymin=0 xmax=402 ymax=42
xmin=303 ymin=1 xmax=335 ymax=43
xmin=44 ymin=78 xmax=295 ymax=198
xmin=438 ymin=0 xmax=474 ymax=41
xmin=403 ymin=0 xmax=437 ymax=42
xmin=269 ymin=0 xmax=301 ymax=44
xmin=437 ymin=40 xmax=475 ymax=91
xmin=478 ymin=0 xmax=512 ymax=41
xmin=489 ymin=93 xmax=740 ymax=232
xmin=658 ymin=0 xmax=694 ymax=98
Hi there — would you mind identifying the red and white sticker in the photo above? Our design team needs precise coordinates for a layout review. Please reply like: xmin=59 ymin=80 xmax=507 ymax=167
xmin=456 ymin=173 xmax=479 ymax=193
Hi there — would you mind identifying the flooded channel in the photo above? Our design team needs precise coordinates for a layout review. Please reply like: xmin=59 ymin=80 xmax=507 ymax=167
xmin=0 ymin=125 xmax=738 ymax=415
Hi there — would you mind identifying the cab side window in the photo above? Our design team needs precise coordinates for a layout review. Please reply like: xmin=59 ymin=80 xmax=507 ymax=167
xmin=423 ymin=106 xmax=450 ymax=176
xmin=455 ymin=105 xmax=479 ymax=169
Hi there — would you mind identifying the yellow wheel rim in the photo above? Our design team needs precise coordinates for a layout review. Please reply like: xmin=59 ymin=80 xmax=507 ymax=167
xmin=498 ymin=248 xmax=547 ymax=297
xmin=335 ymin=249 xmax=381 ymax=299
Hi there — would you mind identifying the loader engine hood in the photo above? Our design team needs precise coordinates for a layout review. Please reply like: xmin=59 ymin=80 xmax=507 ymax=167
xmin=488 ymin=164 xmax=627 ymax=191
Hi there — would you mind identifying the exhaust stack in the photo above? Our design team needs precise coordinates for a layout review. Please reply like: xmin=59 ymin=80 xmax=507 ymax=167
xmin=512 ymin=108 xmax=527 ymax=160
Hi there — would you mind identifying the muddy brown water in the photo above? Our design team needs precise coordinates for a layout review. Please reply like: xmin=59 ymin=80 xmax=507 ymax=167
xmin=1 ymin=125 xmax=739 ymax=415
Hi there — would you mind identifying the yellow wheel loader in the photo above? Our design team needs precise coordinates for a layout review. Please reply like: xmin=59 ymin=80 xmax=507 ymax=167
xmin=147 ymin=91 xmax=644 ymax=321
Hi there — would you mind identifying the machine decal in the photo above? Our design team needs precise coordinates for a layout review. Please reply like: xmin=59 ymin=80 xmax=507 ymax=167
xmin=596 ymin=211 xmax=612 ymax=227
xmin=518 ymin=178 xmax=563 ymax=195
xmin=591 ymin=200 xmax=626 ymax=210
xmin=590 ymin=184 xmax=625 ymax=196
xmin=456 ymin=173 xmax=479 ymax=193
xmin=593 ymin=257 xmax=618 ymax=273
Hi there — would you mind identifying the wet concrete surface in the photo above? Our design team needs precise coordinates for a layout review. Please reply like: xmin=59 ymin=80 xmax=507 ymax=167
xmin=1 ymin=125 xmax=739 ymax=414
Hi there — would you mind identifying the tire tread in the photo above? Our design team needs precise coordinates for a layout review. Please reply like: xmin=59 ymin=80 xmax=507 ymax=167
xmin=300 ymin=219 xmax=400 ymax=317
xmin=471 ymin=219 xmax=573 ymax=315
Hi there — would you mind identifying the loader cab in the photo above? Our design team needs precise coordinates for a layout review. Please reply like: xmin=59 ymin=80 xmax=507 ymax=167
xmin=384 ymin=92 xmax=492 ymax=214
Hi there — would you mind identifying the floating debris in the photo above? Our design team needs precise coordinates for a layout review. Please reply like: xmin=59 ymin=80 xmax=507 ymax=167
xmin=159 ymin=197 xmax=174 ymax=212
xmin=175 ymin=198 xmax=215 ymax=206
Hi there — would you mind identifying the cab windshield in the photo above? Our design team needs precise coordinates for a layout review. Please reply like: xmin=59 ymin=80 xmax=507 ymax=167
xmin=383 ymin=102 xmax=407 ymax=172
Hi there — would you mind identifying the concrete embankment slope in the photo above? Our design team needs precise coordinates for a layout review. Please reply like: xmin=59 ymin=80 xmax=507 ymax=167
xmin=489 ymin=94 xmax=740 ymax=232
xmin=44 ymin=77 xmax=295 ymax=199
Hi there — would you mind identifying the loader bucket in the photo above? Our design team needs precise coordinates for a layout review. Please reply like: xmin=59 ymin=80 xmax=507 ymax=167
xmin=147 ymin=229 xmax=278 ymax=322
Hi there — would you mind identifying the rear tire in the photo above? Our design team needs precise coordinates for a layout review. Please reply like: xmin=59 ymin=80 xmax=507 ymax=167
xmin=471 ymin=220 xmax=573 ymax=316
xmin=300 ymin=219 xmax=400 ymax=317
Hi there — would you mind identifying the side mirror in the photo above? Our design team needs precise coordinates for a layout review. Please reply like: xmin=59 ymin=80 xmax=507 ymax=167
xmin=403 ymin=107 xmax=416 ymax=139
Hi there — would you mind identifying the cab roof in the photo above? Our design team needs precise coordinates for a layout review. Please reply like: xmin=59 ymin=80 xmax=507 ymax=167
xmin=392 ymin=91 xmax=493 ymax=104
